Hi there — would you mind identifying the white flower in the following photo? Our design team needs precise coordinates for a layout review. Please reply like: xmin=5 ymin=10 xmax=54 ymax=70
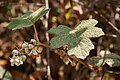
xmin=22 ymin=42 xmax=29 ymax=48
xmin=12 ymin=49 xmax=19 ymax=55
xmin=30 ymin=39 xmax=36 ymax=43
xmin=30 ymin=49 xmax=38 ymax=55
xmin=24 ymin=48 xmax=29 ymax=54
xmin=28 ymin=44 xmax=34 ymax=49
xmin=10 ymin=56 xmax=23 ymax=66
xmin=21 ymin=55 xmax=27 ymax=61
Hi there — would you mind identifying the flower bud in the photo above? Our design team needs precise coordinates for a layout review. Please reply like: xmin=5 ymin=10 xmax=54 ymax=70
xmin=28 ymin=44 xmax=34 ymax=49
xmin=21 ymin=55 xmax=27 ymax=61
xmin=22 ymin=42 xmax=29 ymax=48
xmin=24 ymin=48 xmax=29 ymax=54
xmin=12 ymin=49 xmax=19 ymax=55
xmin=37 ymin=47 xmax=43 ymax=53
xmin=30 ymin=39 xmax=36 ymax=43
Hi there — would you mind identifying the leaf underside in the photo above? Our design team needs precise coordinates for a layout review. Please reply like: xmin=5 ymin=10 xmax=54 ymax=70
xmin=68 ymin=38 xmax=94 ymax=59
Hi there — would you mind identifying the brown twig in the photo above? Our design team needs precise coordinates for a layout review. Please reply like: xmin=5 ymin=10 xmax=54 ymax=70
xmin=99 ymin=14 xmax=120 ymax=34
xmin=39 ymin=42 xmax=50 ymax=48
xmin=101 ymin=71 xmax=105 ymax=80
xmin=33 ymin=24 xmax=40 ymax=42
xmin=69 ymin=56 xmax=96 ymax=72
xmin=33 ymin=24 xmax=50 ymax=48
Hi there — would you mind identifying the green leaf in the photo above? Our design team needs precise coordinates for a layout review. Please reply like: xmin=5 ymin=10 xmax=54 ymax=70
xmin=50 ymin=33 xmax=77 ymax=48
xmin=88 ymin=57 xmax=105 ymax=66
xmin=106 ymin=53 xmax=120 ymax=67
xmin=48 ymin=25 xmax=72 ymax=35
xmin=7 ymin=7 xmax=49 ymax=30
xmin=12 ymin=12 xmax=32 ymax=20
xmin=0 ymin=67 xmax=12 ymax=80
xmin=88 ymin=50 xmax=120 ymax=67
xmin=7 ymin=19 xmax=33 ymax=30
xmin=48 ymin=25 xmax=77 ymax=48
xmin=68 ymin=38 xmax=94 ymax=59
xmin=49 ymin=19 xmax=104 ymax=60
xmin=28 ymin=7 xmax=50 ymax=23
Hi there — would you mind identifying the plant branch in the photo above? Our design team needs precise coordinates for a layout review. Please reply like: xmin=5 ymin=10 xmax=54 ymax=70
xmin=33 ymin=24 xmax=50 ymax=48
xmin=33 ymin=24 xmax=40 ymax=42
xmin=101 ymin=71 xmax=105 ymax=80
xmin=39 ymin=43 xmax=50 ymax=48
xmin=100 ymin=14 xmax=120 ymax=34
xmin=69 ymin=56 xmax=97 ymax=72
xmin=93 ymin=11 xmax=120 ymax=34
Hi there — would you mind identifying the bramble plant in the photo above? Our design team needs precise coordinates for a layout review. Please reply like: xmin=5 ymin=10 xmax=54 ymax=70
xmin=6 ymin=6 xmax=120 ymax=70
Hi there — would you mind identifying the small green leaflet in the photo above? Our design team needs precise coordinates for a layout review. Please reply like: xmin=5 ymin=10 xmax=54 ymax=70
xmin=88 ymin=50 xmax=120 ymax=67
xmin=48 ymin=19 xmax=104 ymax=60
xmin=7 ymin=7 xmax=50 ymax=30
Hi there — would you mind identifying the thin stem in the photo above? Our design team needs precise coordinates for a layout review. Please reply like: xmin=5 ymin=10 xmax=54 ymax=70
xmin=69 ymin=56 xmax=96 ymax=72
xmin=39 ymin=42 xmax=50 ymax=48
xmin=100 ymin=14 xmax=120 ymax=34
xmin=33 ymin=24 xmax=50 ymax=48
xmin=101 ymin=72 xmax=105 ymax=80
xmin=93 ymin=11 xmax=120 ymax=34
xmin=33 ymin=24 xmax=40 ymax=42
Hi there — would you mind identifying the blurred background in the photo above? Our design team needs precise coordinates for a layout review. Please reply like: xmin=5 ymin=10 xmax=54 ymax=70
xmin=0 ymin=0 xmax=120 ymax=80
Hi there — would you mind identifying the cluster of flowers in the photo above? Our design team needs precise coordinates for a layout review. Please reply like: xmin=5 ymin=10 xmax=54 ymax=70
xmin=10 ymin=39 xmax=40 ymax=66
